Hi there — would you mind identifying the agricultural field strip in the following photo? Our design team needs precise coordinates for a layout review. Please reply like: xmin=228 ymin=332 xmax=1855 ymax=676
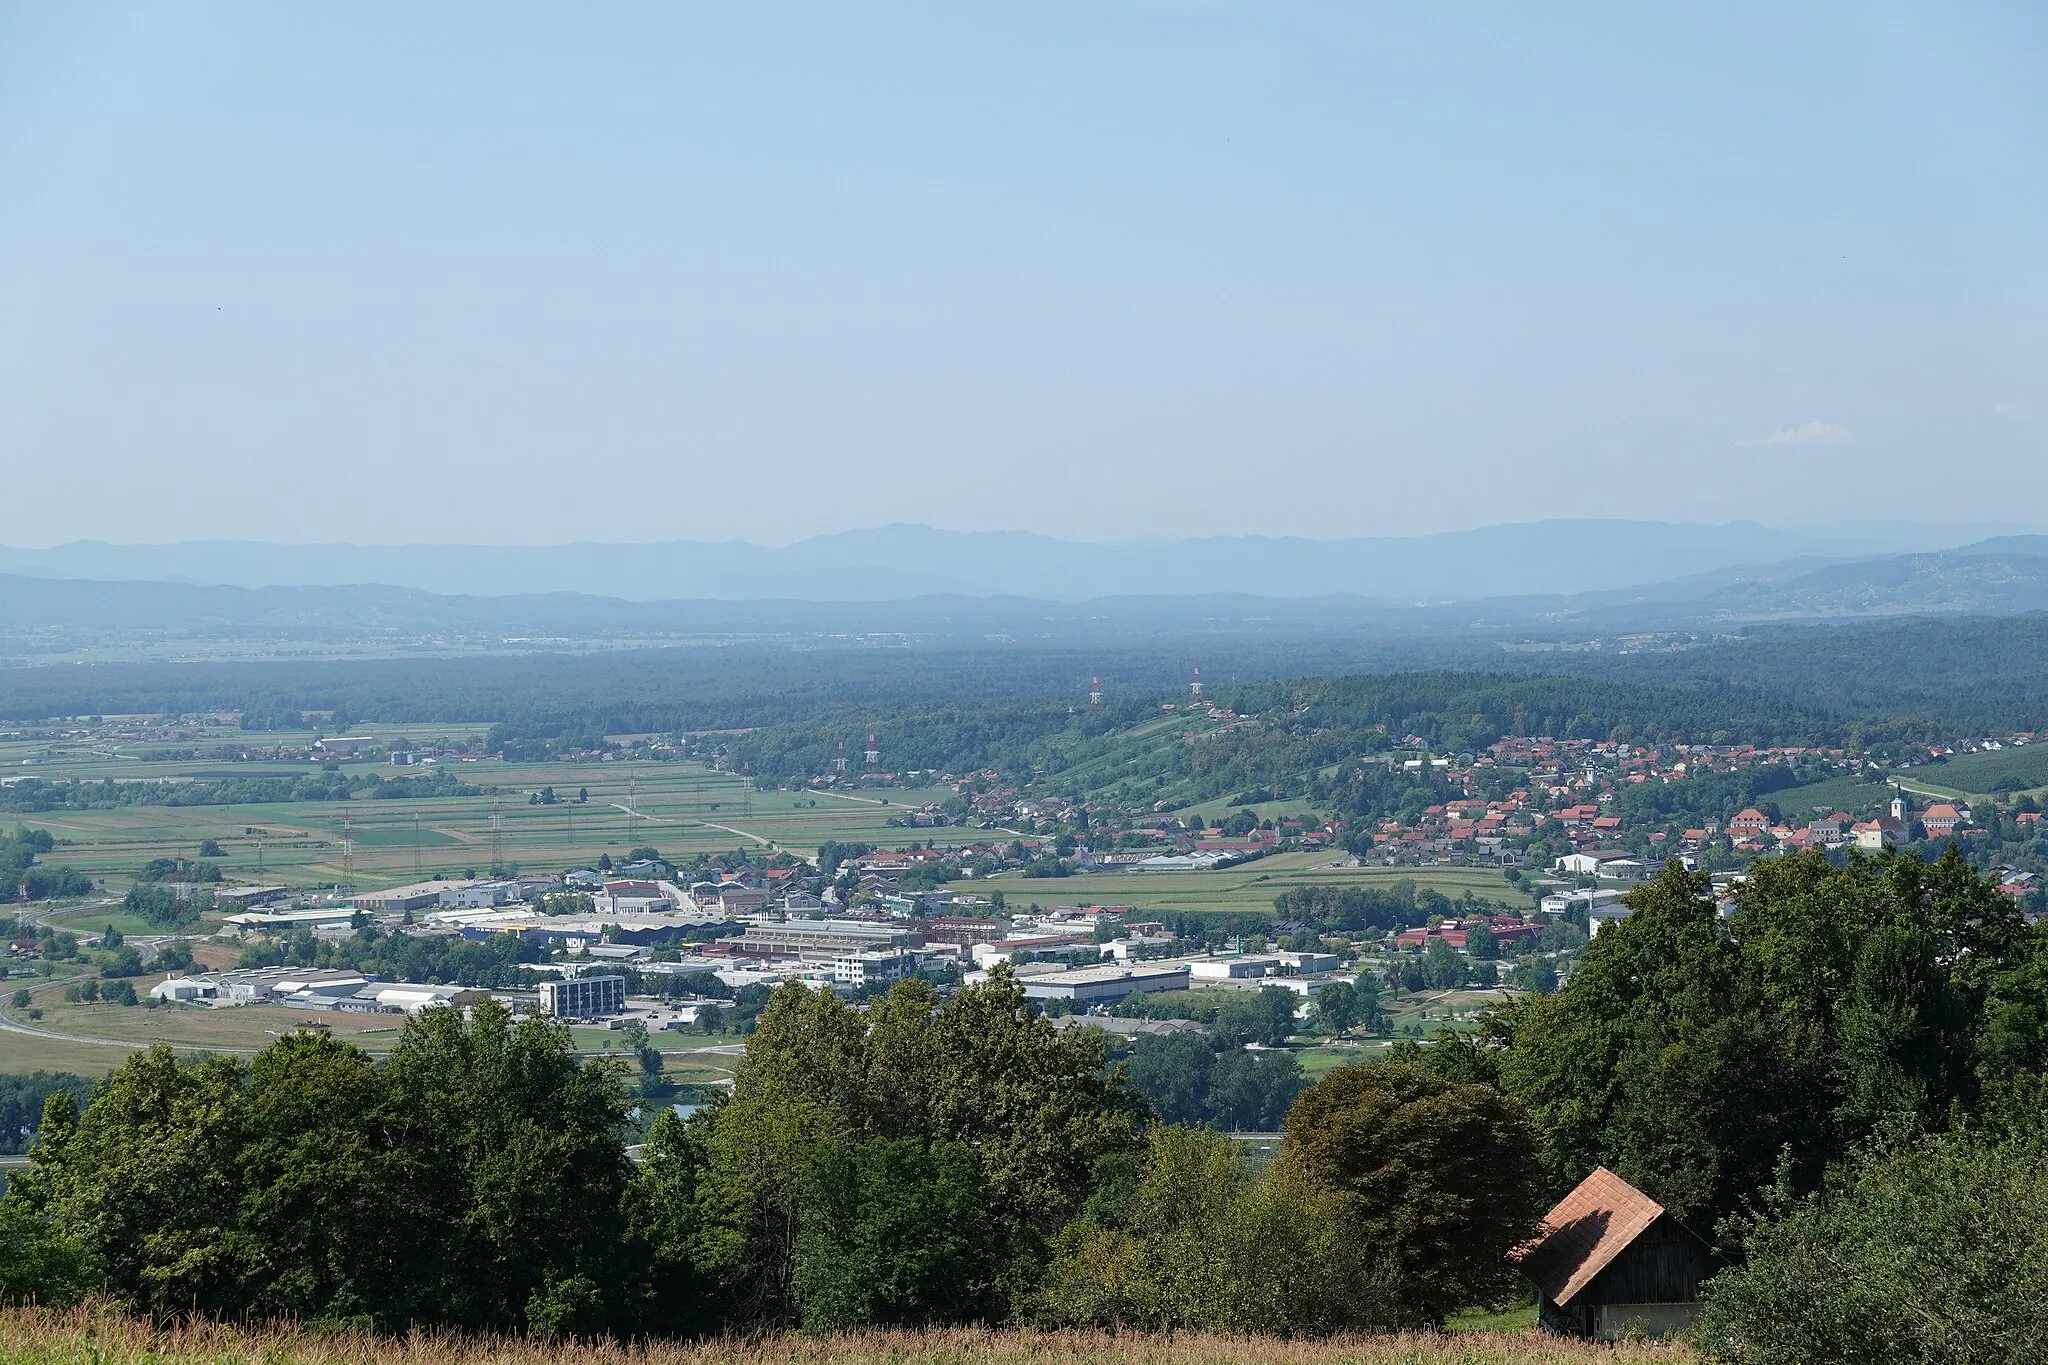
xmin=7 ymin=757 xmax=957 ymax=884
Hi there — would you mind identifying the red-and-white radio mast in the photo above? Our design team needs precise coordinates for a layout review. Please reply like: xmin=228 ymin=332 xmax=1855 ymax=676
xmin=1190 ymin=665 xmax=1204 ymax=700
xmin=1089 ymin=674 xmax=1102 ymax=706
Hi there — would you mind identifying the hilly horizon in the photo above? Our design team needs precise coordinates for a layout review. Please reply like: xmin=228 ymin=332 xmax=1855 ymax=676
xmin=14 ymin=532 xmax=2048 ymax=668
xmin=1 ymin=517 xmax=2036 ymax=604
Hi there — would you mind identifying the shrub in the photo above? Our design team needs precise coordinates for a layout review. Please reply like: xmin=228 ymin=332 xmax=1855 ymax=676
xmin=1695 ymin=1125 xmax=2048 ymax=1363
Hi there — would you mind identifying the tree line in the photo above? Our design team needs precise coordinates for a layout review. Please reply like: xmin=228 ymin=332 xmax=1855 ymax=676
xmin=0 ymin=769 xmax=477 ymax=814
xmin=0 ymin=974 xmax=1537 ymax=1338
xmin=0 ymin=827 xmax=92 ymax=901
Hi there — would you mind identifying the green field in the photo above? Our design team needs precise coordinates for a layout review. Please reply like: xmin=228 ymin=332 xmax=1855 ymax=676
xmin=955 ymin=853 xmax=1530 ymax=919
xmin=1770 ymin=773 xmax=1898 ymax=819
xmin=1897 ymin=745 xmax=2048 ymax=799
xmin=4 ymin=748 xmax=961 ymax=890
xmin=38 ymin=904 xmax=202 ymax=938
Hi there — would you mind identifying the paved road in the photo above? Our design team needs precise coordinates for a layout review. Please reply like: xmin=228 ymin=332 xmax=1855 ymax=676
xmin=1 ymin=896 xmax=181 ymax=1051
xmin=0 ymin=970 xmax=135 ymax=1049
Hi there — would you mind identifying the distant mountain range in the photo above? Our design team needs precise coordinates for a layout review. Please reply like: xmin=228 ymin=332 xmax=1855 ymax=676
xmin=0 ymin=519 xmax=2021 ymax=603
xmin=11 ymin=534 xmax=2048 ymax=659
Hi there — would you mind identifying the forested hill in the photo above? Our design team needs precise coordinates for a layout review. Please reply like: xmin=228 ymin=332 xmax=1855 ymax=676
xmin=0 ymin=637 xmax=1508 ymax=732
xmin=6 ymin=613 xmax=2048 ymax=757
xmin=716 ymin=670 xmax=1840 ymax=812
xmin=1561 ymin=613 xmax=2048 ymax=738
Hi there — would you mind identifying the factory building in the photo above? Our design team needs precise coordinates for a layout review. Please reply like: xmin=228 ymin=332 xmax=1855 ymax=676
xmin=538 ymin=974 xmax=626 ymax=1019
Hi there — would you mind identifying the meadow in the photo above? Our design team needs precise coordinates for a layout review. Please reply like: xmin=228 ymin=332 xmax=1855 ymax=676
xmin=1766 ymin=772 xmax=1898 ymax=820
xmin=3 ymin=740 xmax=961 ymax=887
xmin=0 ymin=1306 xmax=1691 ymax=1365
xmin=1895 ymin=743 xmax=2048 ymax=799
xmin=961 ymin=853 xmax=1531 ymax=919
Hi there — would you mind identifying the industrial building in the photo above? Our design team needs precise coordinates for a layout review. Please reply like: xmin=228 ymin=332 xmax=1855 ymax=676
xmin=831 ymin=949 xmax=923 ymax=987
xmin=713 ymin=920 xmax=920 ymax=962
xmin=350 ymin=880 xmax=452 ymax=913
xmin=222 ymin=907 xmax=359 ymax=934
xmin=1016 ymin=963 xmax=1189 ymax=1005
xmin=539 ymin=974 xmax=626 ymax=1018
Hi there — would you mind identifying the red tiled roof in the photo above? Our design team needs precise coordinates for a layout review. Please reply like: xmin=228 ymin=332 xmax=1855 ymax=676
xmin=1509 ymin=1166 xmax=1666 ymax=1307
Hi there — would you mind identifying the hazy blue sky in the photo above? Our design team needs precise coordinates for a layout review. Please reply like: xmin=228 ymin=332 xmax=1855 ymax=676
xmin=1 ymin=2 xmax=2042 ymax=546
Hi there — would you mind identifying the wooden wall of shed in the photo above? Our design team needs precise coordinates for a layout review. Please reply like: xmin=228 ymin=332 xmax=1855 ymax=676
xmin=1580 ymin=1215 xmax=1713 ymax=1306
xmin=1538 ymin=1293 xmax=1593 ymax=1337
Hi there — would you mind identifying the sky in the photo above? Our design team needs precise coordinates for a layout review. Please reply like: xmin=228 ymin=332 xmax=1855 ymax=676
xmin=1 ymin=1 xmax=2043 ymax=547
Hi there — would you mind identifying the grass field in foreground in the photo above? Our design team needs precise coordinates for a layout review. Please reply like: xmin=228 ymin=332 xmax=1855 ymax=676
xmin=0 ymin=1306 xmax=1690 ymax=1365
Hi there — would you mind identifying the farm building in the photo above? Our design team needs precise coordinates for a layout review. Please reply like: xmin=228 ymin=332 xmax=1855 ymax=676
xmin=1509 ymin=1166 xmax=1715 ymax=1341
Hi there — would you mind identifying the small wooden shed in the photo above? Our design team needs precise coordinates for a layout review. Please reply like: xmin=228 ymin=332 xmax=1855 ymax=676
xmin=1509 ymin=1166 xmax=1716 ymax=1340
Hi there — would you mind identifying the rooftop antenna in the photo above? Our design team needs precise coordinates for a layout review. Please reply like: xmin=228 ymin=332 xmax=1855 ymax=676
xmin=1190 ymin=665 xmax=1203 ymax=701
xmin=1089 ymin=674 xmax=1102 ymax=707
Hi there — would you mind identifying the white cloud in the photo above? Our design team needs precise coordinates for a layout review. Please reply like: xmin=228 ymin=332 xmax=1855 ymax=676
xmin=1738 ymin=421 xmax=1851 ymax=448
xmin=1994 ymin=403 xmax=2029 ymax=420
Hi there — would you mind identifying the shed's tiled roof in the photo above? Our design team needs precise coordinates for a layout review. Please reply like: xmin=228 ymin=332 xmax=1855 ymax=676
xmin=1509 ymin=1166 xmax=1666 ymax=1307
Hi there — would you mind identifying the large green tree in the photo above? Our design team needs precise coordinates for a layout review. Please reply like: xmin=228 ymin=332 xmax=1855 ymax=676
xmin=1037 ymin=1124 xmax=1360 ymax=1335
xmin=1282 ymin=1063 xmax=1542 ymax=1328
xmin=380 ymin=999 xmax=635 ymax=1336
xmin=1499 ymin=851 xmax=2048 ymax=1228
xmin=12 ymin=1048 xmax=247 ymax=1316
xmin=685 ymin=971 xmax=1145 ymax=1328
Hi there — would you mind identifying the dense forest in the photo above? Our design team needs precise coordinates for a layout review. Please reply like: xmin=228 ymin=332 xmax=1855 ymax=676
xmin=10 ymin=613 xmax=2048 ymax=748
xmin=0 ymin=636 xmax=1488 ymax=732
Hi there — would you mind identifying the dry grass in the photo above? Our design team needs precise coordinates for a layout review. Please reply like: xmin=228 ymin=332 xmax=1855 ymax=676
xmin=0 ymin=1305 xmax=1696 ymax=1365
